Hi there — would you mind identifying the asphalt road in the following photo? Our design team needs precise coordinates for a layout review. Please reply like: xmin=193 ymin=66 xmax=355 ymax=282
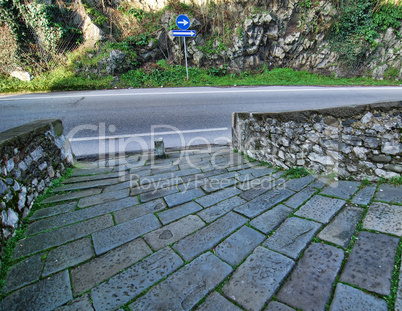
xmin=1 ymin=86 xmax=401 ymax=158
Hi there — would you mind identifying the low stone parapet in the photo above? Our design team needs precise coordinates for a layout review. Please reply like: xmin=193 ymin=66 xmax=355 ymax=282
xmin=232 ymin=101 xmax=401 ymax=180
xmin=0 ymin=119 xmax=75 ymax=254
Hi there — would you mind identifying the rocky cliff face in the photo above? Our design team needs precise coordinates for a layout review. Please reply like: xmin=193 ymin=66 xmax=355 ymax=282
xmin=132 ymin=0 xmax=402 ymax=80
xmin=2 ymin=0 xmax=401 ymax=80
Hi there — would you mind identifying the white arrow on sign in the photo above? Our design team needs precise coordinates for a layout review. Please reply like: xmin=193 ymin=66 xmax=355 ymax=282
xmin=172 ymin=30 xmax=196 ymax=37
xmin=177 ymin=19 xmax=189 ymax=26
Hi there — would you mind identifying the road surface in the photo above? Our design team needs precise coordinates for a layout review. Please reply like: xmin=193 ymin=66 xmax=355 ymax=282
xmin=1 ymin=86 xmax=401 ymax=158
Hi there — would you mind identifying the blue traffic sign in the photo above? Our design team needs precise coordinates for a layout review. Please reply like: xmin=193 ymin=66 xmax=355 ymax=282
xmin=172 ymin=30 xmax=196 ymax=37
xmin=176 ymin=15 xmax=190 ymax=30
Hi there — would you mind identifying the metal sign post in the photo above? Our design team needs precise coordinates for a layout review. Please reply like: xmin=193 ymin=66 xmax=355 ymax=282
xmin=183 ymin=37 xmax=188 ymax=80
xmin=173 ymin=15 xmax=196 ymax=81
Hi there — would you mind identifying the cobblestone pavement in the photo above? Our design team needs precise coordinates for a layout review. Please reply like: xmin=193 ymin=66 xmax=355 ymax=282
xmin=1 ymin=147 xmax=401 ymax=311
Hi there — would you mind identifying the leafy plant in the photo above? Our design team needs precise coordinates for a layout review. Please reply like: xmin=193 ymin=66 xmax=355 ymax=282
xmin=282 ymin=166 xmax=310 ymax=179
xmin=83 ymin=2 xmax=109 ymax=26
xmin=208 ymin=66 xmax=227 ymax=77
xmin=127 ymin=8 xmax=145 ymax=21
xmin=330 ymin=0 xmax=402 ymax=70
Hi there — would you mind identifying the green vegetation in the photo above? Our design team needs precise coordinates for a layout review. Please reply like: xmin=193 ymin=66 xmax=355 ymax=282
xmin=83 ymin=1 xmax=109 ymax=26
xmin=1 ymin=0 xmax=402 ymax=93
xmin=282 ymin=166 xmax=310 ymax=179
xmin=0 ymin=0 xmax=83 ymax=74
xmin=2 ymin=65 xmax=401 ymax=94
xmin=330 ymin=0 xmax=402 ymax=69
xmin=389 ymin=175 xmax=402 ymax=185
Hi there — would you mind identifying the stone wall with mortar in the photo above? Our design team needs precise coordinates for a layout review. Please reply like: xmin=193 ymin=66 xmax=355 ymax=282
xmin=232 ymin=101 xmax=402 ymax=181
xmin=0 ymin=120 xmax=75 ymax=255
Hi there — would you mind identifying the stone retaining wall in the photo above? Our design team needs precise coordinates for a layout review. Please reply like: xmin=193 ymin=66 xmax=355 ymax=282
xmin=232 ymin=101 xmax=402 ymax=181
xmin=0 ymin=120 xmax=75 ymax=254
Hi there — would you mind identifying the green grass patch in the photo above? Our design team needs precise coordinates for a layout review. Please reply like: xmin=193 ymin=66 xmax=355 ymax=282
xmin=389 ymin=175 xmax=402 ymax=185
xmin=1 ymin=65 xmax=401 ymax=94
xmin=378 ymin=174 xmax=402 ymax=185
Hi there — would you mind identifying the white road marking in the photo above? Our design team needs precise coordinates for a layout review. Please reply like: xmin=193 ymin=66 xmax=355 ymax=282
xmin=69 ymin=127 xmax=229 ymax=142
xmin=1 ymin=87 xmax=401 ymax=101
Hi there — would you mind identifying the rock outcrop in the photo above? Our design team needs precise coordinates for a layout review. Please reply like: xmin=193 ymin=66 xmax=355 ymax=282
xmin=134 ymin=0 xmax=402 ymax=79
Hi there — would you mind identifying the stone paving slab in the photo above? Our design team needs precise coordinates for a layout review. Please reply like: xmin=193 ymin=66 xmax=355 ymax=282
xmin=363 ymin=202 xmax=402 ymax=236
xmin=246 ymin=167 xmax=276 ymax=178
xmin=102 ymin=180 xmax=132 ymax=192
xmin=164 ymin=187 xmax=205 ymax=207
xmin=55 ymin=294 xmax=94 ymax=311
xmin=30 ymin=202 xmax=76 ymax=220
xmin=235 ymin=188 xmax=295 ymax=218
xmin=178 ymin=179 xmax=206 ymax=191
xmin=42 ymin=237 xmax=94 ymax=277
xmin=238 ymin=176 xmax=284 ymax=199
xmin=235 ymin=172 xmax=254 ymax=183
xmin=340 ymin=231 xmax=399 ymax=296
xmin=329 ymin=283 xmax=388 ymax=311
xmin=308 ymin=176 xmax=329 ymax=189
xmin=13 ymin=214 xmax=113 ymax=259
xmin=53 ymin=177 xmax=123 ymax=193
xmin=294 ymin=195 xmax=346 ymax=224
xmin=139 ymin=168 xmax=201 ymax=185
xmin=276 ymin=243 xmax=344 ymax=310
xmin=196 ymin=187 xmax=241 ymax=208
xmin=263 ymin=217 xmax=321 ymax=260
xmin=201 ymin=177 xmax=237 ymax=193
xmin=249 ymin=204 xmax=293 ymax=234
xmin=92 ymin=213 xmax=161 ymax=255
xmin=215 ymin=226 xmax=265 ymax=266
xmin=77 ymin=188 xmax=130 ymax=207
xmin=41 ymin=188 xmax=102 ymax=204
xmin=71 ymin=167 xmax=113 ymax=176
xmin=173 ymin=212 xmax=248 ymax=261
xmin=130 ymin=252 xmax=232 ymax=311
xmin=197 ymin=196 xmax=246 ymax=223
xmin=283 ymin=186 xmax=316 ymax=209
xmin=265 ymin=301 xmax=296 ymax=311
xmin=2 ymin=252 xmax=45 ymax=294
xmin=71 ymin=238 xmax=152 ymax=295
xmin=113 ymin=198 xmax=166 ymax=224
xmin=144 ymin=215 xmax=205 ymax=250
xmin=26 ymin=196 xmax=139 ymax=236
xmin=130 ymin=176 xmax=181 ymax=196
xmin=181 ymin=169 xmax=227 ymax=183
xmin=227 ymin=163 xmax=257 ymax=172
xmin=222 ymin=246 xmax=294 ymax=311
xmin=196 ymin=292 xmax=243 ymax=311
xmin=0 ymin=270 xmax=72 ymax=311
xmin=63 ymin=171 xmax=123 ymax=184
xmin=91 ymin=247 xmax=183 ymax=311
xmin=351 ymin=185 xmax=376 ymax=205
xmin=150 ymin=164 xmax=180 ymax=175
xmin=139 ymin=185 xmax=179 ymax=202
xmin=157 ymin=201 xmax=202 ymax=225
xmin=320 ymin=180 xmax=361 ymax=199
xmin=318 ymin=205 xmax=364 ymax=248
xmin=283 ymin=175 xmax=316 ymax=191
xmin=375 ymin=183 xmax=402 ymax=203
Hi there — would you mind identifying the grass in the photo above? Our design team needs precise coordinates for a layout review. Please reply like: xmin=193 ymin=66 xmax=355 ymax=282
xmin=1 ymin=65 xmax=401 ymax=94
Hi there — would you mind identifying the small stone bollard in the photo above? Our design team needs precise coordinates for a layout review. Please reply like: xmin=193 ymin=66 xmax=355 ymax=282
xmin=154 ymin=138 xmax=166 ymax=159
